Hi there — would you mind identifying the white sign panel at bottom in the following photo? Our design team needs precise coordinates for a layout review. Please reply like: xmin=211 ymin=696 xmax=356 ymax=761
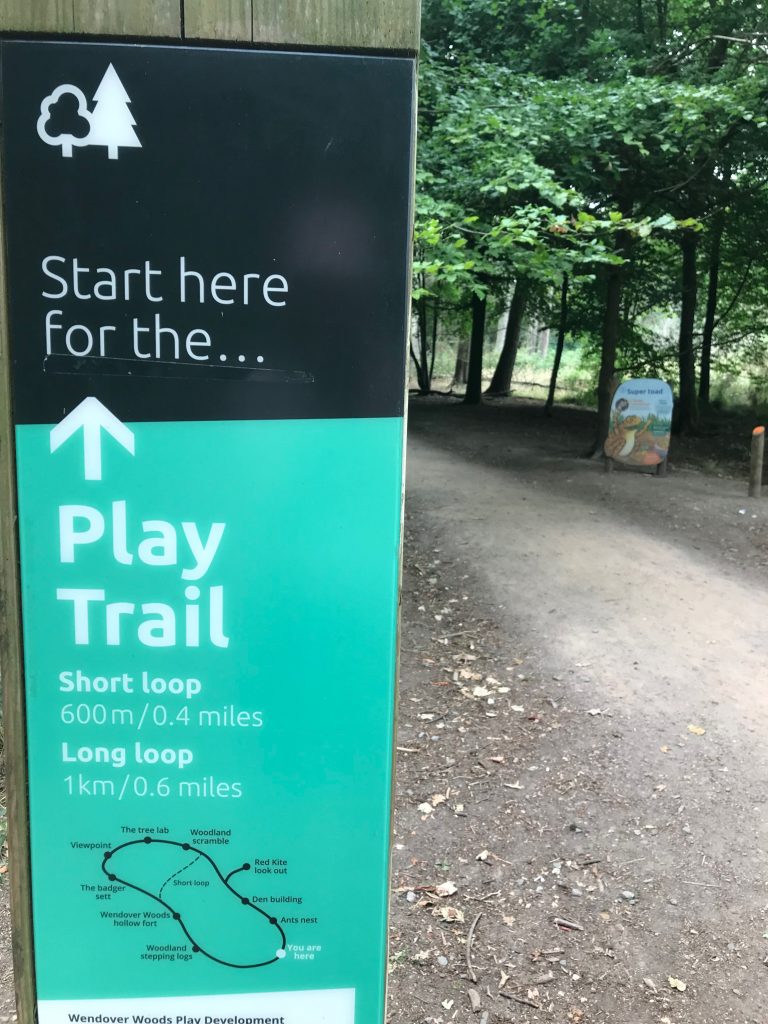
xmin=38 ymin=989 xmax=355 ymax=1024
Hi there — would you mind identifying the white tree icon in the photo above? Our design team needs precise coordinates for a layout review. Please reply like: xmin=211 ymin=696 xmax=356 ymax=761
xmin=86 ymin=64 xmax=141 ymax=159
xmin=36 ymin=85 xmax=92 ymax=157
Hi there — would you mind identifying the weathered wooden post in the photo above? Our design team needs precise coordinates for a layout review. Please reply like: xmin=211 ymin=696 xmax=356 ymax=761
xmin=0 ymin=4 xmax=420 ymax=1024
xmin=749 ymin=426 xmax=765 ymax=497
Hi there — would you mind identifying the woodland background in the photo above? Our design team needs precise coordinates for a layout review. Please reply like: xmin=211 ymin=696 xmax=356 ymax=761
xmin=413 ymin=0 xmax=768 ymax=450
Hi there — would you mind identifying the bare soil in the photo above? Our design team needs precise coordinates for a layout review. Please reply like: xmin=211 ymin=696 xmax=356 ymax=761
xmin=388 ymin=397 xmax=768 ymax=1024
xmin=2 ymin=396 xmax=768 ymax=1023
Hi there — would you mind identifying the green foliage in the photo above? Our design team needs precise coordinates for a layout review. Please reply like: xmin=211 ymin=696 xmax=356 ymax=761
xmin=415 ymin=0 xmax=768 ymax=408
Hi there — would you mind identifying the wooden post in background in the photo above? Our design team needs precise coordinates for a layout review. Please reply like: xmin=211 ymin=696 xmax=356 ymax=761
xmin=749 ymin=426 xmax=765 ymax=497
xmin=0 ymin=4 xmax=420 ymax=1023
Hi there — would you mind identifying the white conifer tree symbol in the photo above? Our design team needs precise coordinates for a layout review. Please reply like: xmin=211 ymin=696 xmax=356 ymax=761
xmin=87 ymin=64 xmax=141 ymax=159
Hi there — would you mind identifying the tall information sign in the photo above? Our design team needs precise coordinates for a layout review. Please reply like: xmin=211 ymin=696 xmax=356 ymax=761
xmin=0 ymin=40 xmax=413 ymax=1024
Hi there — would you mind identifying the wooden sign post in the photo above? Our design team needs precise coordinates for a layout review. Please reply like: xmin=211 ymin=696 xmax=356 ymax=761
xmin=0 ymin=5 xmax=420 ymax=1024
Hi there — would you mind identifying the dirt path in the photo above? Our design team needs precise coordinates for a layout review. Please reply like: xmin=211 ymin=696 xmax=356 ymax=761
xmin=408 ymin=400 xmax=768 ymax=751
xmin=387 ymin=399 xmax=768 ymax=1024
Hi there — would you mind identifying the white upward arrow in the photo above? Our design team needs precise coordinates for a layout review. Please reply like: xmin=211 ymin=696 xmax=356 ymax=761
xmin=50 ymin=397 xmax=135 ymax=481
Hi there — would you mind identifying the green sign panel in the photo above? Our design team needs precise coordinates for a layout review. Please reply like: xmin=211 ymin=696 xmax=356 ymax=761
xmin=1 ymin=40 xmax=413 ymax=1024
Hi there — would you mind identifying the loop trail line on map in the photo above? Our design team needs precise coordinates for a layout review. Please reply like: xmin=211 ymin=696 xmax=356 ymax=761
xmin=102 ymin=838 xmax=287 ymax=969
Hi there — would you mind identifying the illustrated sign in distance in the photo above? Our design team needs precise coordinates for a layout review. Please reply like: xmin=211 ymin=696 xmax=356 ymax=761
xmin=0 ymin=39 xmax=414 ymax=1024
xmin=605 ymin=378 xmax=674 ymax=466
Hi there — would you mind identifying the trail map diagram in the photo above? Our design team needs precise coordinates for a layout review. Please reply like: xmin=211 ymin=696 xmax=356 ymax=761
xmin=102 ymin=839 xmax=287 ymax=968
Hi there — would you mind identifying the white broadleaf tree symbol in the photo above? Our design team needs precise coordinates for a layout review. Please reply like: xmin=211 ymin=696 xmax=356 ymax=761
xmin=36 ymin=85 xmax=92 ymax=157
xmin=86 ymin=64 xmax=141 ymax=159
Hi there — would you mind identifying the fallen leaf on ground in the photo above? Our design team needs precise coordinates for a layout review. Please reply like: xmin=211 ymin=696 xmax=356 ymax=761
xmin=434 ymin=905 xmax=464 ymax=923
xmin=687 ymin=724 xmax=706 ymax=736
xmin=435 ymin=880 xmax=458 ymax=897
xmin=431 ymin=793 xmax=447 ymax=807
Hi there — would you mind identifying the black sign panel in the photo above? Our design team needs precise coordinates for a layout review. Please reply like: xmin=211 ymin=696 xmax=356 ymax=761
xmin=1 ymin=41 xmax=414 ymax=424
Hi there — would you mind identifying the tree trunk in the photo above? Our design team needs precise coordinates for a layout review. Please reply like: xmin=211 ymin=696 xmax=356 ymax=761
xmin=593 ymin=236 xmax=626 ymax=456
xmin=545 ymin=274 xmax=569 ymax=416
xmin=655 ymin=0 xmax=667 ymax=42
xmin=693 ymin=45 xmax=730 ymax=407
xmin=494 ymin=295 xmax=512 ymax=354
xmin=677 ymin=230 xmax=699 ymax=433
xmin=429 ymin=298 xmax=439 ymax=385
xmin=453 ymin=337 xmax=469 ymax=386
xmin=486 ymin=277 xmax=529 ymax=395
xmin=409 ymin=294 xmax=430 ymax=393
xmin=699 ymin=211 xmax=723 ymax=405
xmin=464 ymin=291 xmax=487 ymax=405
